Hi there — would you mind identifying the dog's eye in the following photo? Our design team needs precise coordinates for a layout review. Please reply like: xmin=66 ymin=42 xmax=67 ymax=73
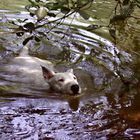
xmin=73 ymin=76 xmax=77 ymax=80
xmin=58 ymin=79 xmax=64 ymax=82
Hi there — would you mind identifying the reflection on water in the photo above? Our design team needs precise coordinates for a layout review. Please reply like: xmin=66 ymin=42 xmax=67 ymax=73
xmin=120 ymin=83 xmax=140 ymax=122
xmin=1 ymin=87 xmax=140 ymax=139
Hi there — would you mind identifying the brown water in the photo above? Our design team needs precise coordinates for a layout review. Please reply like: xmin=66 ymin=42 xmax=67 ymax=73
xmin=0 ymin=0 xmax=140 ymax=139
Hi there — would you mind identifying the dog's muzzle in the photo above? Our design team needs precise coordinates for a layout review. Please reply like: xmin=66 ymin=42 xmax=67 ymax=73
xmin=71 ymin=84 xmax=80 ymax=94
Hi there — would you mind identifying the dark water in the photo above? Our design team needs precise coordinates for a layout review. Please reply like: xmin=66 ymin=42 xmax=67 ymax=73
xmin=0 ymin=0 xmax=140 ymax=139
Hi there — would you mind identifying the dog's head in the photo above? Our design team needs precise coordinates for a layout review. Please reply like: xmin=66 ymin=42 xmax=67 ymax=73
xmin=41 ymin=66 xmax=81 ymax=95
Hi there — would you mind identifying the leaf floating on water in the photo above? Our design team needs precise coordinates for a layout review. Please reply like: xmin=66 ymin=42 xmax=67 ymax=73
xmin=79 ymin=10 xmax=90 ymax=20
xmin=61 ymin=7 xmax=70 ymax=14
xmin=109 ymin=29 xmax=116 ymax=40
xmin=35 ymin=36 xmax=41 ymax=42
xmin=23 ymin=22 xmax=35 ymax=31
xmin=47 ymin=12 xmax=56 ymax=17
xmin=23 ymin=36 xmax=34 ymax=46
xmin=35 ymin=6 xmax=48 ymax=20
xmin=110 ymin=15 xmax=126 ymax=25
xmin=16 ymin=32 xmax=24 ymax=37
xmin=87 ymin=24 xmax=101 ymax=30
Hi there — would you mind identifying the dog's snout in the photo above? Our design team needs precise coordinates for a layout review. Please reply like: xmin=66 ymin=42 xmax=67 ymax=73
xmin=71 ymin=84 xmax=79 ymax=94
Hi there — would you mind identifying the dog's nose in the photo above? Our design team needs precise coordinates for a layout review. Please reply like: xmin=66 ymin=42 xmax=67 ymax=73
xmin=71 ymin=84 xmax=79 ymax=94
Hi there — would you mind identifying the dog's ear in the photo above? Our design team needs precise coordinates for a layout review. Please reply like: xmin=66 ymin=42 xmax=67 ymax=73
xmin=66 ymin=69 xmax=73 ymax=73
xmin=41 ymin=66 xmax=55 ymax=80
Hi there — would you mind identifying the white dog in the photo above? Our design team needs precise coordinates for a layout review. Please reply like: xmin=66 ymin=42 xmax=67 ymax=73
xmin=2 ymin=46 xmax=81 ymax=95
xmin=41 ymin=66 xmax=81 ymax=95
